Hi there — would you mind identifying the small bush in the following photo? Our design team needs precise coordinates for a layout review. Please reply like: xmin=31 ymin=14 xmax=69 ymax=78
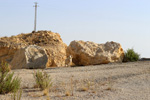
xmin=11 ymin=89 xmax=22 ymax=100
xmin=33 ymin=70 xmax=52 ymax=90
xmin=0 ymin=62 xmax=21 ymax=94
xmin=123 ymin=48 xmax=140 ymax=62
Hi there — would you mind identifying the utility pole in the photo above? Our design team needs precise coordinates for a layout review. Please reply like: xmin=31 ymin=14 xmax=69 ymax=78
xmin=33 ymin=2 xmax=39 ymax=32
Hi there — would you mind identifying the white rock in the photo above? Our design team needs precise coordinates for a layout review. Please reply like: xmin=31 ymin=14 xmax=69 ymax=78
xmin=10 ymin=45 xmax=48 ymax=69
xmin=67 ymin=41 xmax=124 ymax=66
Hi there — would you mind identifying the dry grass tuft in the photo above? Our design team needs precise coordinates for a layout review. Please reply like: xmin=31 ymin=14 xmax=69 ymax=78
xmin=80 ymin=87 xmax=88 ymax=91
xmin=91 ymin=91 xmax=96 ymax=93
xmin=65 ymin=91 xmax=71 ymax=96
xmin=105 ymin=87 xmax=112 ymax=91
xmin=43 ymin=88 xmax=49 ymax=96
xmin=33 ymin=70 xmax=52 ymax=90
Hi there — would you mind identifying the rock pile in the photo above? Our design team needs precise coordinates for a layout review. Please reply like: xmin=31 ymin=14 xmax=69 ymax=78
xmin=0 ymin=31 xmax=125 ymax=69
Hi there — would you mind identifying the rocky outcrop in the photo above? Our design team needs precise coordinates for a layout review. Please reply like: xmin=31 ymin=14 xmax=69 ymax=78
xmin=10 ymin=45 xmax=48 ymax=69
xmin=0 ymin=31 xmax=125 ymax=68
xmin=67 ymin=40 xmax=124 ymax=66
xmin=0 ymin=31 xmax=68 ymax=68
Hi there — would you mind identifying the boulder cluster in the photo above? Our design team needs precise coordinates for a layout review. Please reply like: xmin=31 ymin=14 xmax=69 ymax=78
xmin=0 ymin=31 xmax=124 ymax=69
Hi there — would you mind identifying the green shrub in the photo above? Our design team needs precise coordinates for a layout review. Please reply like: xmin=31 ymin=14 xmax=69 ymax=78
xmin=33 ymin=70 xmax=52 ymax=90
xmin=123 ymin=48 xmax=140 ymax=62
xmin=11 ymin=89 xmax=22 ymax=100
xmin=0 ymin=62 xmax=21 ymax=94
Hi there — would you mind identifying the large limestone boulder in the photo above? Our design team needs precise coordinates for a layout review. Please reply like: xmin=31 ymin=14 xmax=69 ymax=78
xmin=0 ymin=31 xmax=67 ymax=68
xmin=67 ymin=40 xmax=124 ymax=66
xmin=10 ymin=45 xmax=48 ymax=69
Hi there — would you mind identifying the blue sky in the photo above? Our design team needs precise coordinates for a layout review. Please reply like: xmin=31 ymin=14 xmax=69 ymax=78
xmin=0 ymin=0 xmax=150 ymax=57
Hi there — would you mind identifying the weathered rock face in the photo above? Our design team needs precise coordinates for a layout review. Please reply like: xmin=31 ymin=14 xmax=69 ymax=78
xmin=0 ymin=31 xmax=67 ymax=68
xmin=67 ymin=40 xmax=124 ymax=66
xmin=0 ymin=38 xmax=24 ymax=63
xmin=10 ymin=45 xmax=48 ymax=69
xmin=45 ymin=43 xmax=67 ymax=67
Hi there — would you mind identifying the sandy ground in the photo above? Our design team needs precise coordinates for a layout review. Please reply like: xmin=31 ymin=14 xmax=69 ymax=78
xmin=0 ymin=61 xmax=150 ymax=100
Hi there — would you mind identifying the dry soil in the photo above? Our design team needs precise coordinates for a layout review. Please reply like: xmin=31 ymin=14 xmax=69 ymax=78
xmin=0 ymin=61 xmax=150 ymax=100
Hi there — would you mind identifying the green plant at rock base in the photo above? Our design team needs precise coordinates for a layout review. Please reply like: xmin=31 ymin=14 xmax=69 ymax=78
xmin=124 ymin=48 xmax=140 ymax=62
xmin=33 ymin=70 xmax=52 ymax=90
xmin=0 ymin=62 xmax=21 ymax=94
